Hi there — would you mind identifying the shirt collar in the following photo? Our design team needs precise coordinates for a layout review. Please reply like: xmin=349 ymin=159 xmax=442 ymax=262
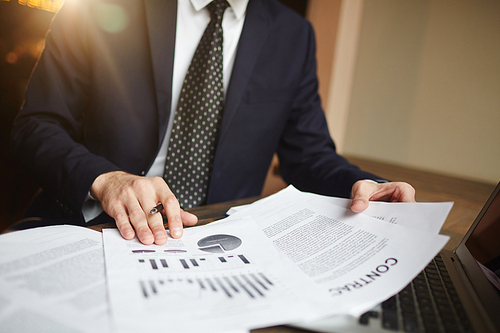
xmin=190 ymin=0 xmax=248 ymax=19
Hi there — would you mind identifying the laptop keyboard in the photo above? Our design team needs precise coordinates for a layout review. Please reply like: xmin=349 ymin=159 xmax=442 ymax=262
xmin=359 ymin=254 xmax=475 ymax=333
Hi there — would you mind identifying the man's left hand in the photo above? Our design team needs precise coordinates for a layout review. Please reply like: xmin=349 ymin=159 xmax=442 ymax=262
xmin=350 ymin=180 xmax=416 ymax=213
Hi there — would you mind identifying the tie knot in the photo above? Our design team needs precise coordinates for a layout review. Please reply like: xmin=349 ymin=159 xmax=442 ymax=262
xmin=207 ymin=0 xmax=229 ymax=20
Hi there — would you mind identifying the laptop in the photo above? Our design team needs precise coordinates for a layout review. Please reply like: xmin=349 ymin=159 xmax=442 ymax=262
xmin=293 ymin=182 xmax=500 ymax=333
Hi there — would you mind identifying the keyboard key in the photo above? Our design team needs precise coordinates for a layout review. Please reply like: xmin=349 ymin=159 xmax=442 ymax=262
xmin=382 ymin=310 xmax=398 ymax=330
xmin=403 ymin=315 xmax=419 ymax=332
xmin=382 ymin=296 xmax=399 ymax=330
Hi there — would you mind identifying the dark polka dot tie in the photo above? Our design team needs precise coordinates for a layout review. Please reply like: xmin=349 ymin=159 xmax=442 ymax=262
xmin=164 ymin=0 xmax=229 ymax=208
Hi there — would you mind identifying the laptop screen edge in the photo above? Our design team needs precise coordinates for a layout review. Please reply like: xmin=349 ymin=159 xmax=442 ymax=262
xmin=455 ymin=181 xmax=500 ymax=330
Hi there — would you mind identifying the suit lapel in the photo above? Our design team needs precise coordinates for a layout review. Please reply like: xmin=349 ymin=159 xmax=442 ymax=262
xmin=218 ymin=0 xmax=270 ymax=141
xmin=144 ymin=0 xmax=177 ymax=146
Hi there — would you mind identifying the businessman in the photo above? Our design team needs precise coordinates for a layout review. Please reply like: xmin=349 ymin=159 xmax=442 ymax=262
xmin=12 ymin=0 xmax=415 ymax=245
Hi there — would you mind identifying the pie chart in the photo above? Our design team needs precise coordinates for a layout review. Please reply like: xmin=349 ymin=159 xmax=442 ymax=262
xmin=197 ymin=234 xmax=242 ymax=253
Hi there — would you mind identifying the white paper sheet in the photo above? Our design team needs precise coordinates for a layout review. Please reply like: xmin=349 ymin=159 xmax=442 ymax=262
xmin=228 ymin=186 xmax=453 ymax=234
xmin=229 ymin=186 xmax=451 ymax=316
xmin=0 ymin=225 xmax=111 ymax=333
xmin=102 ymin=216 xmax=335 ymax=333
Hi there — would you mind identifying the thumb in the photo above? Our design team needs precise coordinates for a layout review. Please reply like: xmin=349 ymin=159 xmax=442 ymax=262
xmin=350 ymin=180 xmax=376 ymax=213
xmin=351 ymin=197 xmax=369 ymax=213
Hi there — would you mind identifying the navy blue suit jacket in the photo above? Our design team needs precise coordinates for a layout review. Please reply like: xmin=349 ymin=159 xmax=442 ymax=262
xmin=12 ymin=0 xmax=380 ymax=226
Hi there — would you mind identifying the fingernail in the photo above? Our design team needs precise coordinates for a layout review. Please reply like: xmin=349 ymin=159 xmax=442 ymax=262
xmin=155 ymin=230 xmax=166 ymax=239
xmin=142 ymin=232 xmax=154 ymax=243
xmin=351 ymin=200 xmax=363 ymax=206
xmin=171 ymin=227 xmax=182 ymax=238
xmin=123 ymin=228 xmax=134 ymax=239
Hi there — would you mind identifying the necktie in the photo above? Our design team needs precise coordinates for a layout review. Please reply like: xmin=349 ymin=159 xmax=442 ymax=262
xmin=164 ymin=0 xmax=229 ymax=208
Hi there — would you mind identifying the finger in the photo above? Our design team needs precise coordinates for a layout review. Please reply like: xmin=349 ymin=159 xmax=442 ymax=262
xmin=127 ymin=203 xmax=155 ymax=245
xmin=351 ymin=198 xmax=369 ymax=213
xmin=350 ymin=180 xmax=376 ymax=213
xmin=114 ymin=209 xmax=135 ymax=240
xmin=134 ymin=178 xmax=169 ymax=244
xmin=133 ymin=196 xmax=167 ymax=245
xmin=181 ymin=210 xmax=198 ymax=226
xmin=145 ymin=201 xmax=168 ymax=245
xmin=364 ymin=182 xmax=416 ymax=203
xmin=127 ymin=178 xmax=166 ymax=245
xmin=392 ymin=182 xmax=416 ymax=202
xmin=163 ymin=194 xmax=183 ymax=239
xmin=147 ymin=208 xmax=168 ymax=245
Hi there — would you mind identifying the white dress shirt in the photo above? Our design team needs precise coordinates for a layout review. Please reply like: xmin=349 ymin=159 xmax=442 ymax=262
xmin=83 ymin=0 xmax=248 ymax=222
xmin=146 ymin=0 xmax=248 ymax=177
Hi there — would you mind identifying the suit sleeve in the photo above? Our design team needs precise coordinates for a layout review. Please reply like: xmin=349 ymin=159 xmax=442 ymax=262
xmin=277 ymin=21 xmax=383 ymax=198
xmin=11 ymin=1 xmax=120 ymax=221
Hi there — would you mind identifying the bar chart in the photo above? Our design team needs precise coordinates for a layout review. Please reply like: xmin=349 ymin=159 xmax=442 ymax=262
xmin=138 ymin=271 xmax=275 ymax=300
xmin=102 ymin=218 xmax=328 ymax=333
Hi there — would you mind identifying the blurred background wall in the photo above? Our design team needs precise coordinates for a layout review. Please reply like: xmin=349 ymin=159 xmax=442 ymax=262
xmin=309 ymin=0 xmax=500 ymax=184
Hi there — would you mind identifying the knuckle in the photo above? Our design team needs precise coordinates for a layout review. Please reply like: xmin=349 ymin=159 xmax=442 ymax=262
xmin=115 ymin=212 xmax=127 ymax=221
xmin=152 ymin=176 xmax=166 ymax=186
xmin=136 ymin=227 xmax=150 ymax=237
xmin=165 ymin=194 xmax=179 ymax=206
xmin=131 ymin=178 xmax=148 ymax=191
xmin=148 ymin=214 xmax=163 ymax=225
xmin=410 ymin=186 xmax=416 ymax=195
xmin=151 ymin=224 xmax=165 ymax=233
xmin=128 ymin=208 xmax=145 ymax=219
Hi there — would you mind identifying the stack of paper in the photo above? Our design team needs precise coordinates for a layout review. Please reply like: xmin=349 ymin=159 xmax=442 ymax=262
xmin=102 ymin=216 xmax=335 ymax=333
xmin=0 ymin=186 xmax=453 ymax=332
xmin=0 ymin=225 xmax=110 ymax=333
xmin=226 ymin=186 xmax=452 ymax=318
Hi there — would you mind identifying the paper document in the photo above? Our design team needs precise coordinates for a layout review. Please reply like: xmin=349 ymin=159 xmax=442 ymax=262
xmin=228 ymin=188 xmax=453 ymax=234
xmin=230 ymin=186 xmax=451 ymax=316
xmin=103 ymin=216 xmax=335 ymax=333
xmin=302 ymin=192 xmax=453 ymax=234
xmin=0 ymin=225 xmax=111 ymax=333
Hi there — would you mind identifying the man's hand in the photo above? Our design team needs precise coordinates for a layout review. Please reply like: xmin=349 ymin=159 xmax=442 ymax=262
xmin=350 ymin=180 xmax=416 ymax=213
xmin=91 ymin=171 xmax=198 ymax=245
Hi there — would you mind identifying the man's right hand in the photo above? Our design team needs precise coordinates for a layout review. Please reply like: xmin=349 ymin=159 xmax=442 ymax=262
xmin=90 ymin=171 xmax=198 ymax=245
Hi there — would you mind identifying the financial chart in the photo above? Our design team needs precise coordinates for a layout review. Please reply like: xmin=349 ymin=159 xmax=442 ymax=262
xmin=103 ymin=217 xmax=332 ymax=332
xmin=133 ymin=234 xmax=275 ymax=300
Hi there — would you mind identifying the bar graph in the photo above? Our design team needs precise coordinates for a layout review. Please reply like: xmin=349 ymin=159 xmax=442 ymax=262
xmin=127 ymin=233 xmax=283 ymax=306
xmin=160 ymin=259 xmax=168 ymax=268
xmin=138 ymin=271 xmax=275 ymax=300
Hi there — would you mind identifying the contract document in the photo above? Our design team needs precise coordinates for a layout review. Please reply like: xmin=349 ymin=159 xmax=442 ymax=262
xmin=0 ymin=225 xmax=111 ymax=333
xmin=229 ymin=186 xmax=451 ymax=317
xmin=228 ymin=186 xmax=453 ymax=234
xmin=102 ymin=216 xmax=335 ymax=333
